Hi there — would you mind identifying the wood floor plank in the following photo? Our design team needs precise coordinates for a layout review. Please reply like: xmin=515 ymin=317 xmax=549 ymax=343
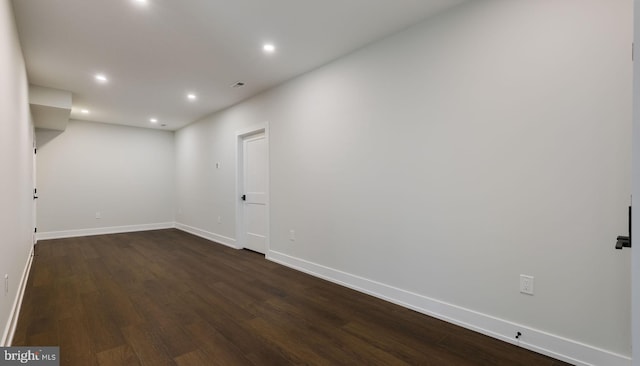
xmin=22 ymin=291 xmax=57 ymax=336
xmin=177 ymin=291 xmax=302 ymax=364
xmin=173 ymin=349 xmax=211 ymax=366
xmin=213 ymin=280 xmax=272 ymax=309
xmin=89 ymin=275 xmax=144 ymax=327
xmin=53 ymin=275 xmax=86 ymax=321
xmin=251 ymin=297 xmax=411 ymax=366
xmin=121 ymin=325 xmax=176 ymax=366
xmin=342 ymin=320 xmax=475 ymax=366
xmin=81 ymin=292 xmax=127 ymax=353
xmin=183 ymin=321 xmax=254 ymax=365
xmin=245 ymin=317 xmax=333 ymax=365
xmin=31 ymin=265 xmax=53 ymax=287
xmin=13 ymin=229 xmax=574 ymax=366
xmin=437 ymin=331 xmax=557 ymax=366
xmin=96 ymin=345 xmax=141 ymax=366
xmin=58 ymin=316 xmax=98 ymax=366
xmin=22 ymin=331 xmax=58 ymax=348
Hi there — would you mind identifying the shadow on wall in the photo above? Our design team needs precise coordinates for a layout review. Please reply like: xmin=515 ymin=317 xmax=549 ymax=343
xmin=35 ymin=128 xmax=63 ymax=148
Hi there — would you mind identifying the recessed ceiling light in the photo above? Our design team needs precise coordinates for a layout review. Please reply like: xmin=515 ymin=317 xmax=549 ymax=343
xmin=150 ymin=118 xmax=158 ymax=123
xmin=187 ymin=93 xmax=197 ymax=101
xmin=81 ymin=109 xmax=90 ymax=114
xmin=95 ymin=74 xmax=108 ymax=83
xmin=133 ymin=0 xmax=148 ymax=5
xmin=263 ymin=43 xmax=276 ymax=53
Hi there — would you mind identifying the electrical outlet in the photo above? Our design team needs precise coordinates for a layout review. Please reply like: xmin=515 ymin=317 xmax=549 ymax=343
xmin=520 ymin=275 xmax=534 ymax=295
xmin=217 ymin=216 xmax=222 ymax=224
xmin=95 ymin=211 xmax=101 ymax=219
xmin=215 ymin=162 xmax=221 ymax=169
xmin=289 ymin=230 xmax=295 ymax=241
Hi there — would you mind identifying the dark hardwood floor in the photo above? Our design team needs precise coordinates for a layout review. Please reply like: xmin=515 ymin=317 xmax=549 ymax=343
xmin=13 ymin=229 xmax=572 ymax=365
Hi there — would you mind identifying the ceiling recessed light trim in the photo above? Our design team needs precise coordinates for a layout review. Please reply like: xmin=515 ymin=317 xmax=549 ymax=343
xmin=262 ymin=43 xmax=276 ymax=53
xmin=80 ymin=109 xmax=90 ymax=114
xmin=94 ymin=74 xmax=108 ymax=83
xmin=150 ymin=118 xmax=158 ymax=123
xmin=187 ymin=93 xmax=197 ymax=101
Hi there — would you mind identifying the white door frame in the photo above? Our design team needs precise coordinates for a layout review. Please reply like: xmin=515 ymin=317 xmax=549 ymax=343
xmin=633 ymin=1 xmax=639 ymax=364
xmin=236 ymin=122 xmax=270 ymax=253
xmin=32 ymin=132 xmax=37 ymax=245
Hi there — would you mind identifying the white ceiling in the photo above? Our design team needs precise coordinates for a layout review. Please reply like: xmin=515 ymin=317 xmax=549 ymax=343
xmin=12 ymin=0 xmax=466 ymax=131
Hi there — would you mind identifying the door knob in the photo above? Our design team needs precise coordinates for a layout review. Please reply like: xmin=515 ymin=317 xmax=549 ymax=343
xmin=241 ymin=194 xmax=246 ymax=201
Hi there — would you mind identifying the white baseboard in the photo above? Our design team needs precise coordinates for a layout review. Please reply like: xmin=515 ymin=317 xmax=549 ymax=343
xmin=267 ymin=250 xmax=631 ymax=366
xmin=1 ymin=246 xmax=34 ymax=346
xmin=175 ymin=222 xmax=238 ymax=249
xmin=36 ymin=222 xmax=175 ymax=240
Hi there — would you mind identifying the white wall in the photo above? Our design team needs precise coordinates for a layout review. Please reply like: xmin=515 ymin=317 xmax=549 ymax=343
xmin=37 ymin=120 xmax=175 ymax=236
xmin=632 ymin=1 xmax=640 ymax=364
xmin=175 ymin=105 xmax=262 ymax=245
xmin=0 ymin=0 xmax=35 ymax=345
xmin=176 ymin=0 xmax=632 ymax=363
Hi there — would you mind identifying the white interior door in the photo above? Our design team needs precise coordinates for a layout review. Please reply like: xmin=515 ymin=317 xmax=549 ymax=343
xmin=242 ymin=132 xmax=267 ymax=254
